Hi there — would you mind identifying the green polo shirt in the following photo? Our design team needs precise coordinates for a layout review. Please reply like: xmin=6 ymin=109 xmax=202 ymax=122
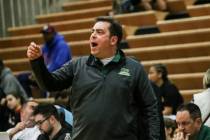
xmin=197 ymin=125 xmax=210 ymax=140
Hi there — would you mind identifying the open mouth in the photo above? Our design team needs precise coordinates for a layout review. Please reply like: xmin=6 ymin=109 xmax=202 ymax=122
xmin=91 ymin=42 xmax=98 ymax=47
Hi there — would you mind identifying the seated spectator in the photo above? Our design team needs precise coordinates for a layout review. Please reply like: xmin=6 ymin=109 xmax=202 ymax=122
xmin=4 ymin=92 xmax=26 ymax=130
xmin=7 ymin=100 xmax=41 ymax=140
xmin=33 ymin=104 xmax=71 ymax=140
xmin=148 ymin=63 xmax=183 ymax=115
xmin=175 ymin=103 xmax=210 ymax=140
xmin=0 ymin=59 xmax=28 ymax=100
xmin=54 ymin=105 xmax=73 ymax=132
xmin=119 ymin=0 xmax=167 ymax=13
xmin=17 ymin=24 xmax=72 ymax=98
xmin=192 ymin=68 xmax=210 ymax=127
xmin=0 ymin=87 xmax=9 ymax=131
xmin=164 ymin=117 xmax=177 ymax=140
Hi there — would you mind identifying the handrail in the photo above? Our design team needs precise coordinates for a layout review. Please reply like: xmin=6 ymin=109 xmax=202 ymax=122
xmin=0 ymin=0 xmax=75 ymax=38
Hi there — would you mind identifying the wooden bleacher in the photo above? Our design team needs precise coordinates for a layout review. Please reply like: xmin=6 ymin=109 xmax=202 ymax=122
xmin=36 ymin=6 xmax=112 ymax=23
xmin=142 ymin=56 xmax=210 ymax=74
xmin=7 ymin=10 xmax=157 ymax=37
xmin=188 ymin=3 xmax=210 ymax=17
xmin=62 ymin=0 xmax=112 ymax=11
xmin=127 ymin=28 xmax=210 ymax=48
xmin=124 ymin=41 xmax=210 ymax=60
xmin=1 ymin=0 xmax=210 ymax=102
xmin=157 ymin=15 xmax=210 ymax=32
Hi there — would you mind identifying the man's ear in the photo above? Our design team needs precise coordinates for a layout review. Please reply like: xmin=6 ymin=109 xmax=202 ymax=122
xmin=49 ymin=115 xmax=56 ymax=124
xmin=195 ymin=118 xmax=202 ymax=125
xmin=110 ymin=36 xmax=118 ymax=46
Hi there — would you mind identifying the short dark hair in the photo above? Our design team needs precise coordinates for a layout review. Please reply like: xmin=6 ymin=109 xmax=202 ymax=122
xmin=33 ymin=104 xmax=60 ymax=121
xmin=176 ymin=103 xmax=201 ymax=121
xmin=95 ymin=16 xmax=123 ymax=45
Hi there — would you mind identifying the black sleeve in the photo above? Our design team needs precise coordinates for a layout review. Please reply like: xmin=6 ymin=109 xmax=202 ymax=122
xmin=135 ymin=64 xmax=160 ymax=140
xmin=37 ymin=134 xmax=49 ymax=140
xmin=30 ymin=57 xmax=74 ymax=92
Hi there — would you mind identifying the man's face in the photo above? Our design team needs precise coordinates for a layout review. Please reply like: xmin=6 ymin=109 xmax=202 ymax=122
xmin=89 ymin=21 xmax=117 ymax=59
xmin=176 ymin=110 xmax=201 ymax=137
xmin=21 ymin=101 xmax=38 ymax=123
xmin=35 ymin=114 xmax=53 ymax=135
xmin=42 ymin=32 xmax=54 ymax=43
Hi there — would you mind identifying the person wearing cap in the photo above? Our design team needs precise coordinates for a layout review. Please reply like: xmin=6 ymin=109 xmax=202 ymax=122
xmin=41 ymin=24 xmax=71 ymax=72
xmin=17 ymin=24 xmax=71 ymax=98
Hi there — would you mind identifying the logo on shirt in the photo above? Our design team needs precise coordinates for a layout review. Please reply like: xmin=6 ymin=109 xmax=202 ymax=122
xmin=118 ymin=68 xmax=131 ymax=76
xmin=64 ymin=133 xmax=71 ymax=140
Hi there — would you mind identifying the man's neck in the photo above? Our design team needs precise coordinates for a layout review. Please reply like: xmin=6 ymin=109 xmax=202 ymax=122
xmin=101 ymin=56 xmax=114 ymax=66
xmin=49 ymin=123 xmax=62 ymax=140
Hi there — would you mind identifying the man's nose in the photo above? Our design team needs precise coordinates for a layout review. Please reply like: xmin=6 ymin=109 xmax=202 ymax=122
xmin=91 ymin=31 xmax=97 ymax=38
xmin=178 ymin=125 xmax=185 ymax=131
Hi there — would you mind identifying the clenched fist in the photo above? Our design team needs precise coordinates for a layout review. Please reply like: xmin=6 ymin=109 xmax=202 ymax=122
xmin=27 ymin=42 xmax=42 ymax=60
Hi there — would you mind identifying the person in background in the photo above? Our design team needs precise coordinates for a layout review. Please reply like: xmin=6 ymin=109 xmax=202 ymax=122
xmin=148 ymin=63 xmax=183 ymax=115
xmin=0 ymin=59 xmax=28 ymax=100
xmin=4 ymin=92 xmax=25 ymax=130
xmin=34 ymin=104 xmax=71 ymax=140
xmin=0 ymin=87 xmax=9 ymax=131
xmin=174 ymin=103 xmax=210 ymax=140
xmin=27 ymin=16 xmax=160 ymax=140
xmin=7 ymin=100 xmax=41 ymax=140
xmin=164 ymin=117 xmax=177 ymax=140
xmin=41 ymin=24 xmax=72 ymax=72
xmin=17 ymin=24 xmax=71 ymax=98
xmin=192 ymin=68 xmax=210 ymax=127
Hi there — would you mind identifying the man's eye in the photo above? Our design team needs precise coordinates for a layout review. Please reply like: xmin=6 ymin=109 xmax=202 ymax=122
xmin=97 ymin=31 xmax=103 ymax=34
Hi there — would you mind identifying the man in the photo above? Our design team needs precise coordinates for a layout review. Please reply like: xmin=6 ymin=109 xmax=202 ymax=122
xmin=193 ymin=68 xmax=210 ymax=127
xmin=41 ymin=24 xmax=72 ymax=72
xmin=27 ymin=16 xmax=160 ymax=140
xmin=7 ymin=100 xmax=41 ymax=140
xmin=18 ymin=24 xmax=71 ymax=97
xmin=33 ymin=104 xmax=71 ymax=140
xmin=174 ymin=103 xmax=210 ymax=140
xmin=0 ymin=59 xmax=28 ymax=100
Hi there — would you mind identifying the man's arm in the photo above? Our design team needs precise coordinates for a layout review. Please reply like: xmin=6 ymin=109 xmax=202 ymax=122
xmin=27 ymin=42 xmax=73 ymax=92
xmin=7 ymin=122 xmax=26 ymax=139
xmin=135 ymin=64 xmax=160 ymax=140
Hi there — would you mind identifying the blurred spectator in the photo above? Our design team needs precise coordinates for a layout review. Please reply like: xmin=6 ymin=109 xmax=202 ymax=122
xmin=0 ymin=87 xmax=9 ymax=131
xmin=4 ymin=92 xmax=26 ymax=130
xmin=17 ymin=24 xmax=71 ymax=98
xmin=175 ymin=103 xmax=210 ymax=140
xmin=0 ymin=59 xmax=28 ymax=100
xmin=192 ymin=68 xmax=210 ymax=127
xmin=164 ymin=117 xmax=177 ymax=140
xmin=7 ymin=100 xmax=41 ymax=140
xmin=148 ymin=63 xmax=183 ymax=115
xmin=34 ymin=104 xmax=71 ymax=140
xmin=113 ymin=0 xmax=167 ymax=14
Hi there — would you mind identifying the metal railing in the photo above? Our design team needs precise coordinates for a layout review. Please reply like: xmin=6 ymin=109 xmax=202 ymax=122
xmin=0 ymin=0 xmax=75 ymax=38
